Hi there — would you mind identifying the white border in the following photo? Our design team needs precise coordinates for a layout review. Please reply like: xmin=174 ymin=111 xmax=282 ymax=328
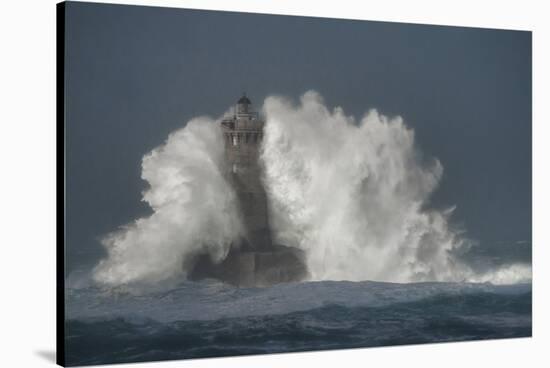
xmin=0 ymin=0 xmax=547 ymax=367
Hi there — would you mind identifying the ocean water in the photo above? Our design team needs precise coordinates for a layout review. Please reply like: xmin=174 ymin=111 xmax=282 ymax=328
xmin=65 ymin=280 xmax=532 ymax=366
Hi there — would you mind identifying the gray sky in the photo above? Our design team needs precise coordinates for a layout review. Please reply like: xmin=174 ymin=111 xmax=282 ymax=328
xmin=64 ymin=2 xmax=531 ymax=273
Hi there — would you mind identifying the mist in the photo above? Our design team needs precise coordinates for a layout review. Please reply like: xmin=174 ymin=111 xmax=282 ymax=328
xmin=93 ymin=91 xmax=531 ymax=286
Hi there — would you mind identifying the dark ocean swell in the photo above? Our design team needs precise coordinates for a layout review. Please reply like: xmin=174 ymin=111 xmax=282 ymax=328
xmin=65 ymin=281 xmax=531 ymax=366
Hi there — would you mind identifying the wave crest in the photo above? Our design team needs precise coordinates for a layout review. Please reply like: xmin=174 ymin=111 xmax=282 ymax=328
xmin=93 ymin=117 xmax=243 ymax=285
xmin=261 ymin=91 xmax=529 ymax=283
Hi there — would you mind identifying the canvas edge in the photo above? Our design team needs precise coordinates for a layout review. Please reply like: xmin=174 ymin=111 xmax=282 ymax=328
xmin=56 ymin=1 xmax=66 ymax=367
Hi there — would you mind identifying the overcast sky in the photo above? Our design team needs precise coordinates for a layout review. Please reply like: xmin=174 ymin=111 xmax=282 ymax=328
xmin=64 ymin=2 xmax=531 ymax=273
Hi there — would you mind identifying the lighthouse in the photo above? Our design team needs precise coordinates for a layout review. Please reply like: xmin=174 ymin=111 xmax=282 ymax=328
xmin=189 ymin=94 xmax=307 ymax=286
xmin=220 ymin=94 xmax=272 ymax=250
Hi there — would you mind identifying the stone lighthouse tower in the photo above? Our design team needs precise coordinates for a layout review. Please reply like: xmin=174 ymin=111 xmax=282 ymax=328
xmin=188 ymin=94 xmax=307 ymax=286
xmin=220 ymin=94 xmax=272 ymax=250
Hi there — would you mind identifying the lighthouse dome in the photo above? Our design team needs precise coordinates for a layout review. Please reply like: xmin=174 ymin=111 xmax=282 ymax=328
xmin=237 ymin=95 xmax=251 ymax=105
xmin=237 ymin=94 xmax=252 ymax=115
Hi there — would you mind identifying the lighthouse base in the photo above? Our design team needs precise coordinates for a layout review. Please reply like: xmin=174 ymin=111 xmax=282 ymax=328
xmin=188 ymin=245 xmax=308 ymax=287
